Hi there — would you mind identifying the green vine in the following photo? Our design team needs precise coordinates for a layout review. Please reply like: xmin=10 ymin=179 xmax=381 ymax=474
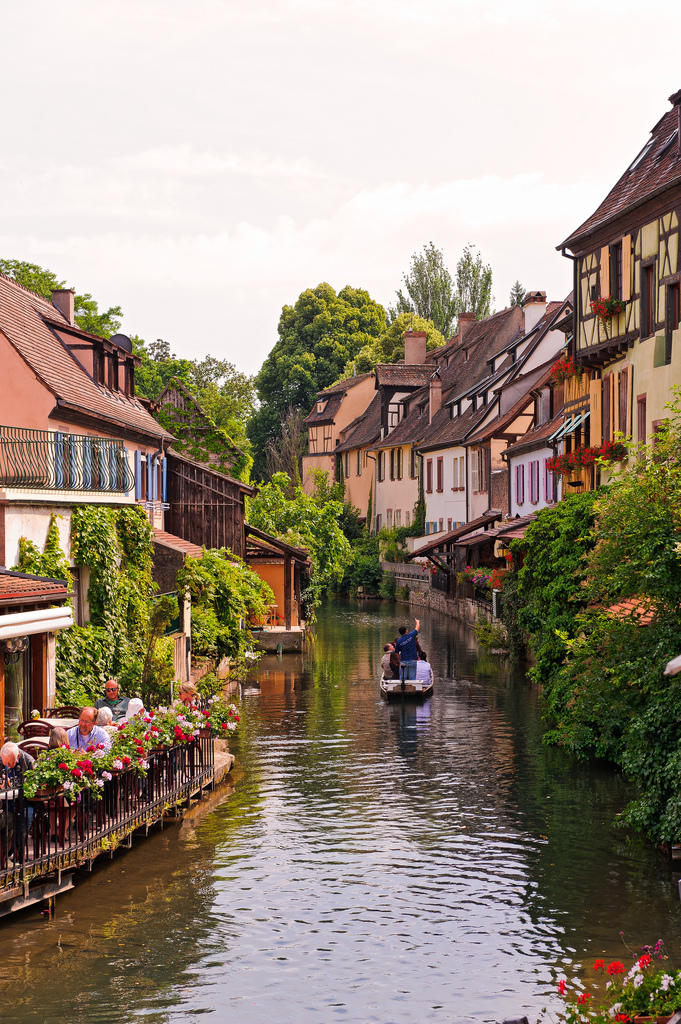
xmin=13 ymin=514 xmax=72 ymax=589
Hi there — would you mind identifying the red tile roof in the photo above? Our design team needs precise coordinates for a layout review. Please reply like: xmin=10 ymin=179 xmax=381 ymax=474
xmin=316 ymin=373 xmax=373 ymax=396
xmin=375 ymin=364 xmax=435 ymax=388
xmin=153 ymin=530 xmax=204 ymax=558
xmin=560 ymin=94 xmax=681 ymax=249
xmin=503 ymin=412 xmax=564 ymax=457
xmin=0 ymin=569 xmax=69 ymax=604
xmin=335 ymin=393 xmax=382 ymax=453
xmin=606 ymin=597 xmax=657 ymax=626
xmin=0 ymin=274 xmax=174 ymax=442
xmin=406 ymin=511 xmax=503 ymax=559
xmin=303 ymin=392 xmax=344 ymax=425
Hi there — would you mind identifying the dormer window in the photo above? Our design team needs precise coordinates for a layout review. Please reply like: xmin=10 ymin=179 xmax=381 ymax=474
xmin=317 ymin=400 xmax=327 ymax=415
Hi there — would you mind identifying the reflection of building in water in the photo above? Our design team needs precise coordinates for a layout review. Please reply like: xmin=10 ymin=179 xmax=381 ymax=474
xmin=253 ymin=652 xmax=305 ymax=696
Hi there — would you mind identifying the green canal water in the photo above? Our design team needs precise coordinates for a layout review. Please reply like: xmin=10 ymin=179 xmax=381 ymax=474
xmin=1 ymin=598 xmax=681 ymax=1023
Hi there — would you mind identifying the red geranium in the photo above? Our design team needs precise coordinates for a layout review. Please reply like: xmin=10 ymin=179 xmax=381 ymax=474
xmin=607 ymin=960 xmax=625 ymax=976
xmin=594 ymin=959 xmax=605 ymax=970
xmin=557 ymin=980 xmax=566 ymax=995
xmin=577 ymin=993 xmax=591 ymax=1005
xmin=71 ymin=768 xmax=83 ymax=778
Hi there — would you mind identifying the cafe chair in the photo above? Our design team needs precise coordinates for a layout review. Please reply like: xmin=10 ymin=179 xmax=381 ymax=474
xmin=18 ymin=738 xmax=50 ymax=760
xmin=16 ymin=721 xmax=52 ymax=739
xmin=43 ymin=706 xmax=82 ymax=718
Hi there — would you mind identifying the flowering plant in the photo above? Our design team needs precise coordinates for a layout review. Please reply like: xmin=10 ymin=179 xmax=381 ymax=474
xmin=551 ymin=356 xmax=583 ymax=385
xmin=456 ymin=565 xmax=507 ymax=591
xmin=591 ymin=295 xmax=626 ymax=326
xmin=22 ymin=745 xmax=109 ymax=799
xmin=548 ymin=441 xmax=628 ymax=477
xmin=554 ymin=940 xmax=681 ymax=1022
xmin=199 ymin=696 xmax=241 ymax=737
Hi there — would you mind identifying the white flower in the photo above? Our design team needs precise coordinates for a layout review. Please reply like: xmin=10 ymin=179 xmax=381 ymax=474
xmin=94 ymin=749 xmax=106 ymax=759
xmin=177 ymin=715 xmax=187 ymax=724
xmin=609 ymin=1004 xmax=622 ymax=1017
xmin=102 ymin=771 xmax=112 ymax=781
xmin=95 ymin=780 xmax=104 ymax=788
xmin=63 ymin=781 xmax=72 ymax=791
xmin=660 ymin=975 xmax=674 ymax=992
xmin=139 ymin=759 xmax=149 ymax=770
xmin=227 ymin=722 xmax=237 ymax=732
xmin=112 ymin=759 xmax=123 ymax=770
xmin=634 ymin=974 xmax=644 ymax=988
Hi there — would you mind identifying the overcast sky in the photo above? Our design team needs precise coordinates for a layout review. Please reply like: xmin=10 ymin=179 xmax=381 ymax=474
xmin=2 ymin=0 xmax=680 ymax=374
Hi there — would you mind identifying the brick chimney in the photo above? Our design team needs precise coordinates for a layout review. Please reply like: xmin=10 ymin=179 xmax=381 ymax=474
xmin=429 ymin=374 xmax=442 ymax=424
xmin=404 ymin=330 xmax=427 ymax=364
xmin=522 ymin=290 xmax=547 ymax=334
xmin=458 ymin=311 xmax=476 ymax=343
xmin=52 ymin=288 xmax=75 ymax=325
xmin=669 ymin=88 xmax=681 ymax=152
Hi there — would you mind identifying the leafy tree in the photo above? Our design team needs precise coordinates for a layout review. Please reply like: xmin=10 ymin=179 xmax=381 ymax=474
xmin=248 ymin=283 xmax=386 ymax=479
xmin=389 ymin=242 xmax=459 ymax=338
xmin=456 ymin=244 xmax=493 ymax=320
xmin=247 ymin=471 xmax=352 ymax=614
xmin=509 ymin=280 xmax=526 ymax=307
xmin=347 ymin=312 xmax=445 ymax=376
xmin=0 ymin=258 xmax=122 ymax=338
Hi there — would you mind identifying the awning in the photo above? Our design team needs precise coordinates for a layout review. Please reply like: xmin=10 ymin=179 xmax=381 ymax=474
xmin=548 ymin=410 xmax=590 ymax=442
xmin=0 ymin=606 xmax=74 ymax=640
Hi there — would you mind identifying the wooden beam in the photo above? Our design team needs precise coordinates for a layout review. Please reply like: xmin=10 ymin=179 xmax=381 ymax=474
xmin=284 ymin=554 xmax=292 ymax=630
xmin=31 ymin=634 xmax=48 ymax=716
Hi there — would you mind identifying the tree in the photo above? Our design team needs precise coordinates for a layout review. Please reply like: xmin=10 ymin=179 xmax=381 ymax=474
xmin=389 ymin=243 xmax=459 ymax=338
xmin=345 ymin=312 xmax=445 ymax=376
xmin=0 ymin=258 xmax=122 ymax=338
xmin=509 ymin=280 xmax=526 ymax=307
xmin=455 ymin=245 xmax=493 ymax=320
xmin=248 ymin=283 xmax=385 ymax=479
xmin=265 ymin=406 xmax=307 ymax=491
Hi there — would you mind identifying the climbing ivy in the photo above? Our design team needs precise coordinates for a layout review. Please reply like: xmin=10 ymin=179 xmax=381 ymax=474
xmin=13 ymin=514 xmax=72 ymax=589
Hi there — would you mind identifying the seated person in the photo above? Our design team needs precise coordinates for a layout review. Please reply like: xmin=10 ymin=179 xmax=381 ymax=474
xmin=124 ymin=698 xmax=145 ymax=720
xmin=415 ymin=651 xmax=433 ymax=685
xmin=67 ymin=707 xmax=112 ymax=751
xmin=380 ymin=644 xmax=400 ymax=679
xmin=94 ymin=678 xmax=130 ymax=723
xmin=96 ymin=706 xmax=113 ymax=727
xmin=175 ymin=682 xmax=198 ymax=707
xmin=0 ymin=742 xmax=35 ymax=860
xmin=394 ymin=618 xmax=421 ymax=680
xmin=1 ymin=742 xmax=35 ymax=784
xmin=48 ymin=727 xmax=70 ymax=749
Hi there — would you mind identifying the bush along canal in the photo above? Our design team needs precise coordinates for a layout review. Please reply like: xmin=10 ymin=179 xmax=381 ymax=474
xmin=1 ymin=598 xmax=681 ymax=1024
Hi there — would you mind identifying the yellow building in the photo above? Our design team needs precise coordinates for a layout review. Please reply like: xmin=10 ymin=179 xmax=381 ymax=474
xmin=559 ymin=88 xmax=681 ymax=486
xmin=301 ymin=373 xmax=376 ymax=494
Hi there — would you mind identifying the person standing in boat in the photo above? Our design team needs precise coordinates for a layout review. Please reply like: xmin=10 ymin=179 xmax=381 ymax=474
xmin=395 ymin=618 xmax=420 ymax=681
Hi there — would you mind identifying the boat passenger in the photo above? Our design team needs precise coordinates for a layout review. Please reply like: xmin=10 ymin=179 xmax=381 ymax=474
xmin=415 ymin=651 xmax=433 ymax=685
xmin=394 ymin=618 xmax=421 ymax=681
xmin=381 ymin=644 xmax=400 ymax=679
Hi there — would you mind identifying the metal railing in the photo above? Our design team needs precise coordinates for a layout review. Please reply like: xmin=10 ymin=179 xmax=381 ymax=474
xmin=0 ymin=736 xmax=214 ymax=896
xmin=0 ymin=426 xmax=134 ymax=493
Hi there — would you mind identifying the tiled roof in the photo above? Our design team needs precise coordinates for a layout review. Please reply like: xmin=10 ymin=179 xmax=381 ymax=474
xmin=606 ymin=597 xmax=657 ymax=626
xmin=407 ymin=511 xmax=502 ymax=559
xmin=153 ymin=529 xmax=204 ymax=558
xmin=0 ymin=568 xmax=69 ymax=604
xmin=375 ymin=364 xmax=435 ymax=388
xmin=0 ymin=274 xmax=174 ymax=442
xmin=560 ymin=95 xmax=681 ymax=249
xmin=335 ymin=394 xmax=382 ymax=453
xmin=417 ymin=403 xmax=489 ymax=452
xmin=303 ymin=393 xmax=344 ymax=425
xmin=503 ymin=412 xmax=564 ymax=458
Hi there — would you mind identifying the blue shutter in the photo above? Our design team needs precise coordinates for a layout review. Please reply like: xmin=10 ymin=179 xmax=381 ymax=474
xmin=162 ymin=456 xmax=168 ymax=502
xmin=151 ymin=456 xmax=158 ymax=501
xmin=134 ymin=450 xmax=142 ymax=500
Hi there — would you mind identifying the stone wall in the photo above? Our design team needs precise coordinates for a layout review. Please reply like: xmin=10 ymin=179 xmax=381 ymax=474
xmin=381 ymin=562 xmax=495 ymax=625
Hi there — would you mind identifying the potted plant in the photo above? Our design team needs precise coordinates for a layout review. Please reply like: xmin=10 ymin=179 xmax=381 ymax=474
xmin=23 ymin=746 xmax=108 ymax=800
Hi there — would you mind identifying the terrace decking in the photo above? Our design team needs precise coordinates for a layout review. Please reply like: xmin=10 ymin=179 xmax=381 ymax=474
xmin=0 ymin=737 xmax=230 ymax=918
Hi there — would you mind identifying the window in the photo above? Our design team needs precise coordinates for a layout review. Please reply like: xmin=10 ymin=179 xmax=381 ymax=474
xmin=529 ymin=460 xmax=540 ymax=504
xmin=386 ymin=508 xmax=393 ymax=528
xmin=619 ymin=367 xmax=630 ymax=436
xmin=356 ymin=449 xmax=362 ymax=476
xmin=637 ymin=394 xmax=647 ymax=446
xmin=666 ymin=283 xmax=680 ymax=365
xmin=405 ymin=511 xmax=410 ymax=527
xmin=410 ymin=448 xmax=418 ymax=479
xmin=438 ymin=518 xmax=444 ymax=532
xmin=452 ymin=457 xmax=458 ymax=489
xmin=390 ymin=449 xmax=395 ymax=480
xmin=378 ymin=451 xmax=384 ymax=482
xmin=323 ymin=425 xmax=332 ymax=452
xmin=375 ymin=514 xmax=382 ymax=532
xmin=609 ymin=241 xmax=623 ymax=300
xmin=395 ymin=510 xmax=401 ymax=527
xmin=641 ymin=263 xmax=656 ymax=339
xmin=447 ymin=518 xmax=452 ymax=532
xmin=396 ymin=448 xmax=403 ymax=480
xmin=426 ymin=459 xmax=433 ymax=493
xmin=515 ymin=464 xmax=525 ymax=505
xmin=317 ymin=400 xmax=326 ymax=414
xmin=309 ymin=427 xmax=318 ymax=454
xmin=344 ymin=452 xmax=350 ymax=478
xmin=544 ymin=458 xmax=554 ymax=503
xmin=436 ymin=457 xmax=444 ymax=492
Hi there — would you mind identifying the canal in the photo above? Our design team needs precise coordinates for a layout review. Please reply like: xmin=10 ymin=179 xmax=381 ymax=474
xmin=1 ymin=598 xmax=681 ymax=1023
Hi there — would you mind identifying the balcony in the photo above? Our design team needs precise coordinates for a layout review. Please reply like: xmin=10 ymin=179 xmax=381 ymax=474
xmin=0 ymin=426 xmax=134 ymax=493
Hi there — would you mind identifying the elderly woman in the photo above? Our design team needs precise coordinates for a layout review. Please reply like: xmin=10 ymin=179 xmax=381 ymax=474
xmin=96 ymin=706 xmax=113 ymax=727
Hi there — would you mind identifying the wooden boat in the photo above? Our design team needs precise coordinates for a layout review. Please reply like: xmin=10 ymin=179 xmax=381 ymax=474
xmin=380 ymin=674 xmax=433 ymax=701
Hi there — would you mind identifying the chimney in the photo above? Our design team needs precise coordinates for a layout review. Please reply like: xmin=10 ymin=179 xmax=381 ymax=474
xmin=522 ymin=290 xmax=547 ymax=334
xmin=669 ymin=88 xmax=681 ymax=152
xmin=404 ymin=330 xmax=427 ymax=364
xmin=51 ymin=288 xmax=75 ymax=325
xmin=429 ymin=375 xmax=442 ymax=424
xmin=458 ymin=311 xmax=476 ymax=343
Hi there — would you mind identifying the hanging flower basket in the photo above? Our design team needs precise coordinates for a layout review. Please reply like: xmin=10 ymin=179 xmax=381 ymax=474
xmin=550 ymin=355 xmax=583 ymax=385
xmin=548 ymin=441 xmax=628 ymax=476
xmin=591 ymin=295 xmax=626 ymax=327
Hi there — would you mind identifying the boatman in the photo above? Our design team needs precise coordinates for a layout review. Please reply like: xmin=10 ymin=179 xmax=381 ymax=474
xmin=394 ymin=617 xmax=421 ymax=681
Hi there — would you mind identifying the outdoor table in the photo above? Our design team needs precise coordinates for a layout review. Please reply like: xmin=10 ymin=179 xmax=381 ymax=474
xmin=41 ymin=717 xmax=79 ymax=730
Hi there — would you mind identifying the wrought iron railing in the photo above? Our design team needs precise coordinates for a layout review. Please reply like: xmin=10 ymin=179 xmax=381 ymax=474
xmin=0 ymin=737 xmax=214 ymax=896
xmin=0 ymin=426 xmax=134 ymax=492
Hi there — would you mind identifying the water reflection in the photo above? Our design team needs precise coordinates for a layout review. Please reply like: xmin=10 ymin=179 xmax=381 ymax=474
xmin=1 ymin=598 xmax=680 ymax=1024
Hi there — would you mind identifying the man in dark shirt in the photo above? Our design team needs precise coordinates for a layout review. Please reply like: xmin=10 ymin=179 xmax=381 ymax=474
xmin=94 ymin=678 xmax=130 ymax=723
xmin=394 ymin=618 xmax=421 ymax=681
xmin=0 ymin=743 xmax=35 ymax=862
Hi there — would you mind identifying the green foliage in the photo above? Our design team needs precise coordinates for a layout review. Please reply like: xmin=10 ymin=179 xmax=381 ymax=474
xmin=335 ymin=531 xmax=383 ymax=596
xmin=378 ymin=526 xmax=410 ymax=563
xmin=141 ymin=595 xmax=179 ymax=707
xmin=509 ymin=280 xmax=526 ymax=307
xmin=0 ymin=259 xmax=122 ymax=337
xmin=389 ymin=242 xmax=459 ymax=337
xmin=348 ymin=313 xmax=445 ymax=376
xmin=248 ymin=283 xmax=385 ymax=478
xmin=13 ymin=514 xmax=72 ymax=587
xmin=456 ymin=244 xmax=493 ymax=320
xmin=379 ymin=572 xmax=397 ymax=601
xmin=247 ymin=471 xmax=352 ymax=613
xmin=176 ymin=549 xmax=273 ymax=661
xmin=472 ymin=614 xmax=509 ymax=651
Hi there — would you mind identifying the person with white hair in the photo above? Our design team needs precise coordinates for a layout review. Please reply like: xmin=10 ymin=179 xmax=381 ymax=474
xmin=1 ymin=742 xmax=34 ymax=785
xmin=96 ymin=705 xmax=114 ymax=726
xmin=124 ymin=698 xmax=145 ymax=720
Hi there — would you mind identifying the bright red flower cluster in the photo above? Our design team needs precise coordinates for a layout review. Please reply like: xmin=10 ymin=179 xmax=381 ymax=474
xmin=577 ymin=993 xmax=591 ymax=1005
xmin=606 ymin=960 xmax=625 ymax=976
xmin=638 ymin=953 xmax=652 ymax=968
xmin=547 ymin=441 xmax=628 ymax=477
xmin=550 ymin=355 xmax=582 ymax=385
xmin=557 ymin=980 xmax=567 ymax=995
xmin=591 ymin=295 xmax=626 ymax=324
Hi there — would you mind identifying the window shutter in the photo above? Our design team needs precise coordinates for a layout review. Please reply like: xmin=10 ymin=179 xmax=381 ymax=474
xmin=600 ymin=245 xmax=610 ymax=296
xmin=520 ymin=464 xmax=525 ymax=504
xmin=515 ymin=465 xmax=520 ymax=504
xmin=590 ymin=379 xmax=602 ymax=447
xmin=622 ymin=235 xmax=632 ymax=301
xmin=471 ymin=452 xmax=479 ymax=492
xmin=544 ymin=459 xmax=549 ymax=502
xmin=453 ymin=457 xmax=458 ymax=489
xmin=460 ymin=457 xmax=465 ymax=490
xmin=602 ymin=372 xmax=612 ymax=442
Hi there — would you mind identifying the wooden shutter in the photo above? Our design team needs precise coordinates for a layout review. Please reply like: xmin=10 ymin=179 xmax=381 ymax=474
xmin=619 ymin=367 xmax=629 ymax=436
xmin=471 ymin=453 xmax=479 ymax=493
xmin=519 ymin=464 xmax=525 ymax=504
xmin=637 ymin=395 xmax=647 ymax=445
xmin=426 ymin=459 xmax=433 ymax=492
xmin=590 ymin=379 xmax=602 ymax=446
xmin=622 ymin=235 xmax=632 ymax=301
xmin=453 ymin=457 xmax=458 ymax=489
xmin=437 ymin=457 xmax=443 ymax=491
xmin=600 ymin=246 xmax=610 ymax=296
xmin=602 ymin=372 xmax=612 ymax=442
xmin=390 ymin=449 xmax=395 ymax=480
xmin=641 ymin=265 xmax=650 ymax=339
xmin=460 ymin=457 xmax=465 ymax=490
